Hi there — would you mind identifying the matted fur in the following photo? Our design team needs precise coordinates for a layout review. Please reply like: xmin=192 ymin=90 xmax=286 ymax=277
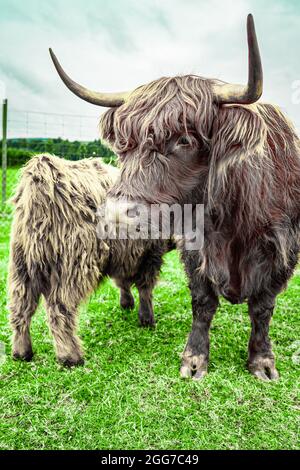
xmin=100 ymin=74 xmax=300 ymax=380
xmin=9 ymin=154 xmax=170 ymax=365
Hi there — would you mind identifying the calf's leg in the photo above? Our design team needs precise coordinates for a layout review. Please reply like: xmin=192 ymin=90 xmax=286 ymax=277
xmin=45 ymin=300 xmax=84 ymax=367
xmin=118 ymin=281 xmax=135 ymax=310
xmin=134 ymin=246 xmax=165 ymax=327
xmin=10 ymin=289 xmax=39 ymax=361
xmin=9 ymin=245 xmax=40 ymax=361
xmin=247 ymin=293 xmax=279 ymax=381
xmin=136 ymin=285 xmax=155 ymax=327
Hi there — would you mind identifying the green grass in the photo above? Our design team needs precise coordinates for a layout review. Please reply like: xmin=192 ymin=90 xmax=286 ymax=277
xmin=0 ymin=167 xmax=299 ymax=450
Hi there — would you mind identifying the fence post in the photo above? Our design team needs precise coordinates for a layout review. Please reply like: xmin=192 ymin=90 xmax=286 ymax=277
xmin=2 ymin=98 xmax=7 ymax=205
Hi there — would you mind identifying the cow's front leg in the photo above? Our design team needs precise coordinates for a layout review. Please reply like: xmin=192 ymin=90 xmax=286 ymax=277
xmin=181 ymin=276 xmax=218 ymax=380
xmin=247 ymin=294 xmax=279 ymax=381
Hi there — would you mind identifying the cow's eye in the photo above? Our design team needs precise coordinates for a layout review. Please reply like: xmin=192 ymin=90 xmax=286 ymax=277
xmin=177 ymin=135 xmax=191 ymax=146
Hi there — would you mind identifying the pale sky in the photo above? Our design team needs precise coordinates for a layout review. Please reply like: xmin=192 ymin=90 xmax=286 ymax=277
xmin=1 ymin=0 xmax=300 ymax=140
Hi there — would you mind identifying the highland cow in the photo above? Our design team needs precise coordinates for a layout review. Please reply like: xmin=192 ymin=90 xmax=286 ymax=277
xmin=50 ymin=14 xmax=300 ymax=380
xmin=9 ymin=154 xmax=171 ymax=366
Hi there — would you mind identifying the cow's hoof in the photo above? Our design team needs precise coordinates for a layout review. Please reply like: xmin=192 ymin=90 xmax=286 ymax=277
xmin=180 ymin=352 xmax=207 ymax=380
xmin=58 ymin=356 xmax=85 ymax=367
xmin=248 ymin=356 xmax=279 ymax=381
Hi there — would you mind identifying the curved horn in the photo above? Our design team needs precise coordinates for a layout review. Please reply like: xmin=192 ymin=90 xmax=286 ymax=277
xmin=213 ymin=14 xmax=263 ymax=105
xmin=49 ymin=48 xmax=128 ymax=107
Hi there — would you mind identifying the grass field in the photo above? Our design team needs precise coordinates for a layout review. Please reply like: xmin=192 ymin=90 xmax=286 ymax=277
xmin=0 ymin=167 xmax=299 ymax=450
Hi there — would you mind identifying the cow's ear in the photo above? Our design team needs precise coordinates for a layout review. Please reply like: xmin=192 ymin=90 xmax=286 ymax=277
xmin=210 ymin=104 xmax=266 ymax=163
xmin=99 ymin=108 xmax=116 ymax=147
xmin=207 ymin=104 xmax=267 ymax=206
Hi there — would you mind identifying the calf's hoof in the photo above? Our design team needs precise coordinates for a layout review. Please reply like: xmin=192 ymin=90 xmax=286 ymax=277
xmin=248 ymin=356 xmax=279 ymax=381
xmin=180 ymin=351 xmax=208 ymax=381
xmin=120 ymin=293 xmax=135 ymax=310
xmin=58 ymin=355 xmax=85 ymax=368
xmin=12 ymin=335 xmax=33 ymax=362
xmin=13 ymin=349 xmax=34 ymax=362
xmin=138 ymin=311 xmax=155 ymax=328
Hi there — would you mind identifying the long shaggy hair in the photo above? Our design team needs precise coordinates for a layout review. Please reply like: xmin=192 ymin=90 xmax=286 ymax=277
xmin=9 ymin=155 xmax=115 ymax=308
xmin=100 ymin=75 xmax=300 ymax=302
xmin=9 ymin=154 xmax=170 ymax=364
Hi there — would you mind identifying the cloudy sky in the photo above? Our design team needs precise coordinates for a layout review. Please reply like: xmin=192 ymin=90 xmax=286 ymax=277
xmin=1 ymin=0 xmax=300 ymax=140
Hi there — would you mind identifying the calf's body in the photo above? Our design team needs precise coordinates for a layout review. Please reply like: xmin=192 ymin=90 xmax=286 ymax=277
xmin=9 ymin=154 xmax=170 ymax=366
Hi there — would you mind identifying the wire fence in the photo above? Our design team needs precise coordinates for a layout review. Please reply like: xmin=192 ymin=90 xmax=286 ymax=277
xmin=8 ymin=108 xmax=102 ymax=141
xmin=1 ymin=103 xmax=115 ymax=205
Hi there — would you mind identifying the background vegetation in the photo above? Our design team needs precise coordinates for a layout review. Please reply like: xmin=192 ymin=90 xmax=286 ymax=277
xmin=0 ymin=167 xmax=299 ymax=450
xmin=1 ymin=138 xmax=117 ymax=202
xmin=1 ymin=138 xmax=116 ymax=167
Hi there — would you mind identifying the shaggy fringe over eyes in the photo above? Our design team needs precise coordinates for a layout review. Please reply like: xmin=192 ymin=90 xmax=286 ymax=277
xmin=100 ymin=75 xmax=300 ymax=242
xmin=99 ymin=75 xmax=217 ymax=158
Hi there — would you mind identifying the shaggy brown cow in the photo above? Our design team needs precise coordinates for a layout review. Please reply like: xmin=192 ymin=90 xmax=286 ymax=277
xmin=50 ymin=15 xmax=300 ymax=380
xmin=9 ymin=155 xmax=171 ymax=366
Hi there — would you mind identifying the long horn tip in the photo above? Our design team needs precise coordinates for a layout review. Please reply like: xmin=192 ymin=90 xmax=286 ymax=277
xmin=49 ymin=48 xmax=61 ymax=74
xmin=247 ymin=13 xmax=255 ymax=32
xmin=49 ymin=48 xmax=56 ymax=61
